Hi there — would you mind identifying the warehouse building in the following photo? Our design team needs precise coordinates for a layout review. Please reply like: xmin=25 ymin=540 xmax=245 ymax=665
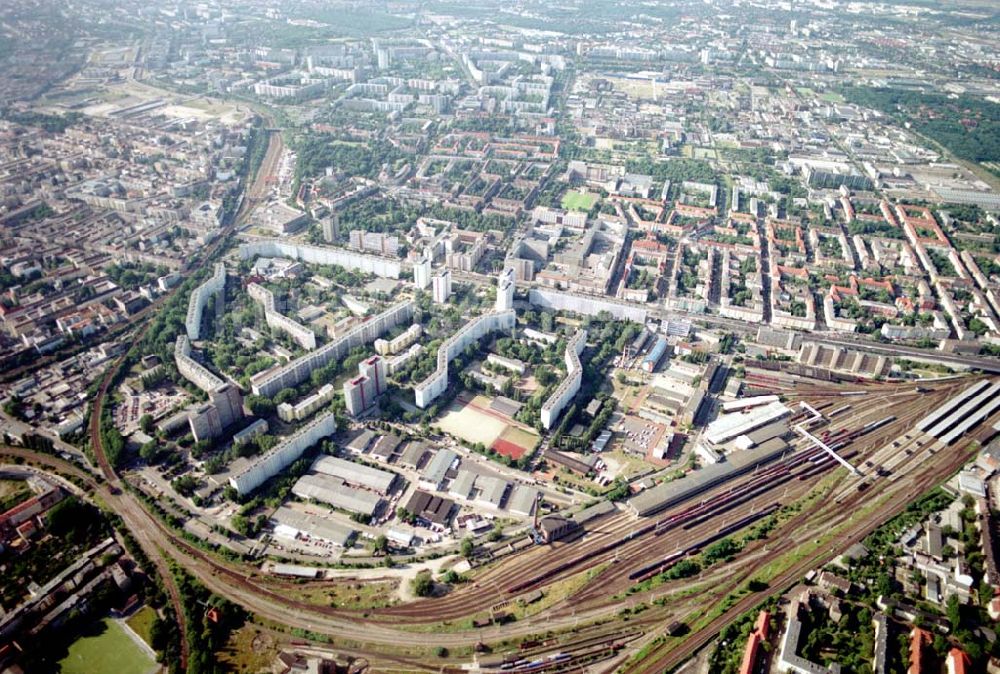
xmin=419 ymin=449 xmax=458 ymax=491
xmin=704 ymin=401 xmax=791 ymax=447
xmin=628 ymin=438 xmax=789 ymax=516
xmin=291 ymin=474 xmax=382 ymax=518
xmin=270 ymin=506 xmax=356 ymax=548
xmin=311 ymin=456 xmax=397 ymax=494
xmin=404 ymin=490 xmax=456 ymax=531
xmin=642 ymin=336 xmax=669 ymax=373
xmin=507 ymin=485 xmax=540 ymax=517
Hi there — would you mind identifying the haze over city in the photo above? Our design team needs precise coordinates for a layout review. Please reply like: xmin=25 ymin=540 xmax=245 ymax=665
xmin=0 ymin=1 xmax=998 ymax=673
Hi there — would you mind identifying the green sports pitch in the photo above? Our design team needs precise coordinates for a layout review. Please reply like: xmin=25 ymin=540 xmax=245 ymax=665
xmin=561 ymin=191 xmax=598 ymax=211
xmin=60 ymin=618 xmax=156 ymax=674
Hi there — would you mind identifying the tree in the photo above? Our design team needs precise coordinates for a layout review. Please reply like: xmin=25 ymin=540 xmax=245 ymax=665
xmin=245 ymin=395 xmax=275 ymax=417
xmin=371 ymin=534 xmax=389 ymax=556
xmin=411 ymin=571 xmax=434 ymax=597
xmin=139 ymin=414 xmax=154 ymax=434
xmin=487 ymin=522 xmax=503 ymax=542
xmin=460 ymin=536 xmax=475 ymax=559
xmin=139 ymin=440 xmax=161 ymax=464
xmin=947 ymin=595 xmax=962 ymax=632
xmin=274 ymin=388 xmax=297 ymax=405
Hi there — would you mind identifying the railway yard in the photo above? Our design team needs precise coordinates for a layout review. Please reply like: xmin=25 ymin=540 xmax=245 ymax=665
xmin=3 ymin=3 xmax=1000 ymax=672
xmin=53 ymin=371 xmax=998 ymax=672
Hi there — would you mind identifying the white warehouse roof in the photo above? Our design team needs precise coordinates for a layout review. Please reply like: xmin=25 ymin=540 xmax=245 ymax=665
xmin=704 ymin=401 xmax=791 ymax=446
xmin=312 ymin=455 xmax=397 ymax=494
xmin=292 ymin=474 xmax=381 ymax=517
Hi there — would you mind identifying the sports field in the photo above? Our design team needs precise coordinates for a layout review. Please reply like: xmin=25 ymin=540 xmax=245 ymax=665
xmin=125 ymin=605 xmax=158 ymax=647
xmin=60 ymin=618 xmax=157 ymax=674
xmin=561 ymin=191 xmax=598 ymax=211
xmin=435 ymin=395 xmax=539 ymax=459
xmin=494 ymin=426 xmax=540 ymax=460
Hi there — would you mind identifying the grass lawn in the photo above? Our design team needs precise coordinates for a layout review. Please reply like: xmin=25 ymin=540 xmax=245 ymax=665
xmin=819 ymin=92 xmax=845 ymax=103
xmin=561 ymin=190 xmax=598 ymax=211
xmin=60 ymin=618 xmax=156 ymax=674
xmin=284 ymin=578 xmax=399 ymax=609
xmin=217 ymin=625 xmax=281 ymax=674
xmin=125 ymin=605 xmax=158 ymax=647
xmin=0 ymin=479 xmax=31 ymax=511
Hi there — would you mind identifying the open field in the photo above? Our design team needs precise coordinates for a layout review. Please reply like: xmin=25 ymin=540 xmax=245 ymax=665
xmin=281 ymin=578 xmax=400 ymax=609
xmin=561 ymin=190 xmax=598 ymax=211
xmin=217 ymin=625 xmax=281 ymax=674
xmin=0 ymin=478 xmax=30 ymax=511
xmin=435 ymin=394 xmax=539 ymax=459
xmin=435 ymin=395 xmax=507 ymax=446
xmin=59 ymin=618 xmax=156 ymax=674
xmin=124 ymin=605 xmax=158 ymax=647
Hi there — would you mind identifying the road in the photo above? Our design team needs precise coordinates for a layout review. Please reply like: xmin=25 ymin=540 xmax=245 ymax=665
xmin=72 ymin=378 xmax=990 ymax=663
xmin=450 ymin=268 xmax=1000 ymax=374
xmin=79 ymin=103 xmax=284 ymax=670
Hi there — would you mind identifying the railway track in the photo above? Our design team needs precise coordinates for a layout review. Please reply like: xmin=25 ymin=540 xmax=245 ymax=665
xmin=621 ymin=414 xmax=983 ymax=673
xmin=83 ymin=114 xmax=282 ymax=671
xmin=73 ymin=312 xmax=988 ymax=671
xmin=370 ymin=384 xmax=958 ymax=624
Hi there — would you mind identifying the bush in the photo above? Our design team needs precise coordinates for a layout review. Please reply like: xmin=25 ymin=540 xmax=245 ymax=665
xmin=411 ymin=571 xmax=434 ymax=597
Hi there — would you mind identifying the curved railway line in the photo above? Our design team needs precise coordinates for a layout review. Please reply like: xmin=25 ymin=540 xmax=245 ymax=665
xmin=83 ymin=117 xmax=283 ymax=671
xmin=66 ymin=180 xmax=993 ymax=673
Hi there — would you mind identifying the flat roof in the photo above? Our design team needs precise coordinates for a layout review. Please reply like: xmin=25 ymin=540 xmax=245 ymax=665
xmin=507 ymin=485 xmax=539 ymax=515
xmin=292 ymin=474 xmax=381 ymax=517
xmin=312 ymin=455 xmax=396 ymax=494
xmin=270 ymin=506 xmax=356 ymax=547
xmin=628 ymin=439 xmax=789 ymax=517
